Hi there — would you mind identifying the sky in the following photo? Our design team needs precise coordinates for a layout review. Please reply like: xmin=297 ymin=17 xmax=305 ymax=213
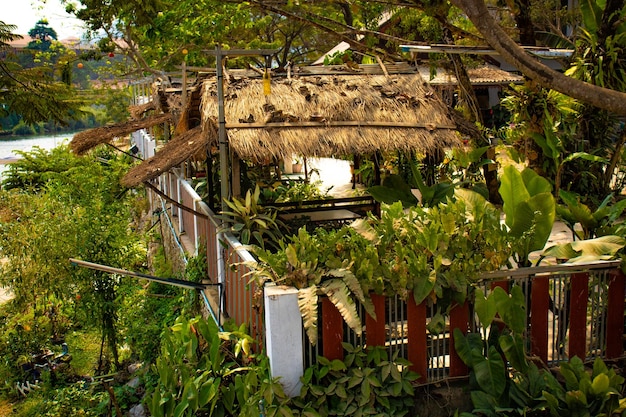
xmin=1 ymin=0 xmax=86 ymax=39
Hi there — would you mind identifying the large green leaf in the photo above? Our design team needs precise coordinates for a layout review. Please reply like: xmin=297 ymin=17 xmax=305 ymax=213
xmin=473 ymin=345 xmax=507 ymax=398
xmin=508 ymin=193 xmax=555 ymax=256
xmin=544 ymin=235 xmax=625 ymax=262
xmin=500 ymin=165 xmax=531 ymax=228
xmin=474 ymin=287 xmax=497 ymax=328
xmin=455 ymin=188 xmax=489 ymax=213
xmin=470 ymin=391 xmax=499 ymax=417
xmin=492 ymin=286 xmax=526 ymax=334
xmin=580 ymin=0 xmax=603 ymax=32
xmin=525 ymin=192 xmax=556 ymax=250
xmin=368 ymin=174 xmax=418 ymax=208
xmin=411 ymin=268 xmax=436 ymax=305
xmin=570 ymin=235 xmax=625 ymax=256
xmin=499 ymin=333 xmax=528 ymax=374
xmin=453 ymin=329 xmax=484 ymax=368
xmin=542 ymin=242 xmax=580 ymax=260
xmin=521 ymin=168 xmax=552 ymax=196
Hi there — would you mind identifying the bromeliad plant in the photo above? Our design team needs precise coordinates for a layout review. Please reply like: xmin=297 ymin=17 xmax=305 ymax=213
xmin=218 ymin=185 xmax=284 ymax=251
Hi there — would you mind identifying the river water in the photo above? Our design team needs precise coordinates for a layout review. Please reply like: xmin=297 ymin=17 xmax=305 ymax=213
xmin=0 ymin=132 xmax=77 ymax=179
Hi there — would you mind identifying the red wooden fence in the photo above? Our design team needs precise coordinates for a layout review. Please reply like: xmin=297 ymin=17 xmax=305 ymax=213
xmin=315 ymin=263 xmax=625 ymax=384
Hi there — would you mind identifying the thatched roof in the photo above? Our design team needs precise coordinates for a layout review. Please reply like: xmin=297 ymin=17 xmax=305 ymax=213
xmin=129 ymin=101 xmax=158 ymax=119
xmin=70 ymin=113 xmax=172 ymax=155
xmin=121 ymin=125 xmax=211 ymax=188
xmin=200 ymin=64 xmax=460 ymax=163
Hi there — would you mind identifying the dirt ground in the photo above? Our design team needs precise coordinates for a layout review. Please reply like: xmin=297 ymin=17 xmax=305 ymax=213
xmin=0 ymin=400 xmax=13 ymax=417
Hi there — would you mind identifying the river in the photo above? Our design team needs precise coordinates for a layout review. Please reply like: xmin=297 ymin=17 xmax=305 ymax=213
xmin=0 ymin=132 xmax=77 ymax=179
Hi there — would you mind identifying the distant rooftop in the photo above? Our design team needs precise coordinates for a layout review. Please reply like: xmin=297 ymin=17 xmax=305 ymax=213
xmin=7 ymin=35 xmax=93 ymax=49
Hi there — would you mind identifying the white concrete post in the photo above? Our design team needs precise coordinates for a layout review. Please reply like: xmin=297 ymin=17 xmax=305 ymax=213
xmin=264 ymin=285 xmax=304 ymax=397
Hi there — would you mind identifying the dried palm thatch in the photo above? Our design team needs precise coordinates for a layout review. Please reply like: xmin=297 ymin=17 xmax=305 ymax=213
xmin=200 ymin=71 xmax=460 ymax=163
xmin=70 ymin=113 xmax=172 ymax=155
xmin=121 ymin=124 xmax=211 ymax=188
xmin=128 ymin=100 xmax=158 ymax=120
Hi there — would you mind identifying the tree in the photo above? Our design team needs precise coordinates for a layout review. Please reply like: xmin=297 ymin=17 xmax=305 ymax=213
xmin=0 ymin=21 xmax=85 ymax=126
xmin=0 ymin=145 xmax=144 ymax=372
xmin=27 ymin=19 xmax=58 ymax=51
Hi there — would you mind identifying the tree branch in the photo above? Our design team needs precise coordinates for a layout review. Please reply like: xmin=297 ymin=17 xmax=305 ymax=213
xmin=450 ymin=0 xmax=626 ymax=116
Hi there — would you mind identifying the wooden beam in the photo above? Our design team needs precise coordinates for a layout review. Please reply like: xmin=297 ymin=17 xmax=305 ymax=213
xmin=225 ymin=121 xmax=456 ymax=129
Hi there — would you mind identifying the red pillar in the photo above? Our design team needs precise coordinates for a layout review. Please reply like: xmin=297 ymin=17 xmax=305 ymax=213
xmin=530 ymin=276 xmax=549 ymax=364
xmin=407 ymin=295 xmax=428 ymax=383
xmin=449 ymin=301 xmax=469 ymax=377
xmin=322 ymin=297 xmax=344 ymax=360
xmin=569 ymin=273 xmax=589 ymax=359
xmin=366 ymin=294 xmax=387 ymax=348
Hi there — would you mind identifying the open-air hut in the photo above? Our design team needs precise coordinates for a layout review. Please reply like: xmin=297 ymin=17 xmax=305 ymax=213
xmin=121 ymin=63 xmax=461 ymax=206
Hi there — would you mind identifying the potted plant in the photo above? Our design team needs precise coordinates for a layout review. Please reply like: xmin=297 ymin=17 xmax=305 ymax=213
xmin=292 ymin=157 xmax=303 ymax=173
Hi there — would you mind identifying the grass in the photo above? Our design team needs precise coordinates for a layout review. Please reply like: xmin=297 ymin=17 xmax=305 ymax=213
xmin=64 ymin=329 xmax=102 ymax=377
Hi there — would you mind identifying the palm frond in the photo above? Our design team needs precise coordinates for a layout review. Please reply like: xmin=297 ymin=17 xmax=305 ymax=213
xmin=328 ymin=268 xmax=375 ymax=320
xmin=321 ymin=279 xmax=363 ymax=336
xmin=298 ymin=285 xmax=319 ymax=345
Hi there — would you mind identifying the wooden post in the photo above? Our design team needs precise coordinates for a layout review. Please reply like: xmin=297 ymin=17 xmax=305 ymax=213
xmin=530 ymin=276 xmax=549 ymax=364
xmin=366 ymin=294 xmax=386 ymax=347
xmin=322 ymin=297 xmax=344 ymax=360
xmin=407 ymin=295 xmax=428 ymax=383
xmin=449 ymin=301 xmax=469 ymax=377
xmin=569 ymin=273 xmax=589 ymax=359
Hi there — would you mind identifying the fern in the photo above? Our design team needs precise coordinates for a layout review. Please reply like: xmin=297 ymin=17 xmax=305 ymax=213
xmin=321 ymin=279 xmax=363 ymax=336
xmin=298 ymin=285 xmax=319 ymax=345
xmin=328 ymin=268 xmax=376 ymax=320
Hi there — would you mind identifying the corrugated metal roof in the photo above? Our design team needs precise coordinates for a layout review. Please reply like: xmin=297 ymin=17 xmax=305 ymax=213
xmin=416 ymin=64 xmax=524 ymax=86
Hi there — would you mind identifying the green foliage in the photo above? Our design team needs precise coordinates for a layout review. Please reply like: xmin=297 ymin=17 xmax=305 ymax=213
xmin=457 ymin=286 xmax=626 ymax=416
xmin=0 ymin=23 xmax=85 ymax=126
xmin=147 ymin=315 xmax=292 ymax=417
xmin=219 ymin=185 xmax=285 ymax=251
xmin=541 ymin=235 xmax=625 ymax=264
xmin=1 ymin=145 xmax=91 ymax=191
xmin=557 ymin=190 xmax=626 ymax=239
xmin=249 ymin=189 xmax=511 ymax=343
xmin=26 ymin=20 xmax=58 ymax=51
xmin=293 ymin=343 xmax=418 ymax=416
xmin=499 ymin=166 xmax=556 ymax=266
xmin=274 ymin=180 xmax=332 ymax=203
xmin=368 ymin=174 xmax=420 ymax=208
xmin=38 ymin=382 xmax=108 ymax=417
xmin=368 ymin=148 xmax=491 ymax=208
xmin=0 ymin=145 xmax=145 ymax=371
xmin=250 ymin=227 xmax=374 ymax=345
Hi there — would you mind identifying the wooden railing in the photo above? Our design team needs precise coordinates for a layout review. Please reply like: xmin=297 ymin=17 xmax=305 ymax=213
xmin=309 ymin=261 xmax=625 ymax=383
